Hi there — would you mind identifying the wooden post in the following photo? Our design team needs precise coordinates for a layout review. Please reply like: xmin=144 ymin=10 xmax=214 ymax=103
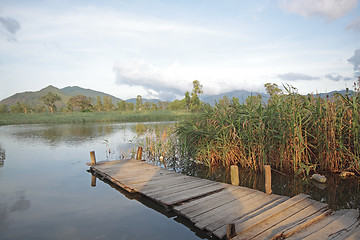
xmin=136 ymin=146 xmax=143 ymax=160
xmin=91 ymin=175 xmax=96 ymax=187
xmin=226 ymin=223 xmax=236 ymax=239
xmin=264 ymin=165 xmax=272 ymax=194
xmin=230 ymin=165 xmax=239 ymax=186
xmin=90 ymin=151 xmax=96 ymax=165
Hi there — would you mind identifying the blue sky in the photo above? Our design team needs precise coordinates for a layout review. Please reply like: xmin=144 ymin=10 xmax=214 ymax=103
xmin=0 ymin=0 xmax=359 ymax=101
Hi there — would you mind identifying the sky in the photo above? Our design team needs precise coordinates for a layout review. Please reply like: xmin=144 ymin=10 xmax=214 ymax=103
xmin=0 ymin=0 xmax=359 ymax=101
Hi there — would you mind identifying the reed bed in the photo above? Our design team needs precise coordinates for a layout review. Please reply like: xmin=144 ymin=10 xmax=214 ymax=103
xmin=176 ymin=88 xmax=360 ymax=175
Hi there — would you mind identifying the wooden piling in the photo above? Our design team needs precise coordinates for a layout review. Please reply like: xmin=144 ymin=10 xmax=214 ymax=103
xmin=90 ymin=151 xmax=96 ymax=165
xmin=226 ymin=223 xmax=236 ymax=239
xmin=136 ymin=147 xmax=143 ymax=160
xmin=91 ymin=175 xmax=96 ymax=187
xmin=230 ymin=165 xmax=240 ymax=186
xmin=264 ymin=165 xmax=272 ymax=194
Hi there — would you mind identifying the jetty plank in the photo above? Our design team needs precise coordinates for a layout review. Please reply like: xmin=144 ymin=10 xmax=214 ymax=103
xmin=233 ymin=198 xmax=318 ymax=239
xmin=89 ymin=159 xmax=359 ymax=240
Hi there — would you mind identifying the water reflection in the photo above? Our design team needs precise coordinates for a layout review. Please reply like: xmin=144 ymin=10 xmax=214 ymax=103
xmin=0 ymin=144 xmax=5 ymax=167
xmin=89 ymin=171 xmax=212 ymax=239
xmin=12 ymin=124 xmax=118 ymax=146
xmin=0 ymin=191 xmax=31 ymax=231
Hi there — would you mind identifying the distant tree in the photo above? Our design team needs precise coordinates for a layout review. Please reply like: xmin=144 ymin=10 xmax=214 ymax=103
xmin=135 ymin=95 xmax=143 ymax=111
xmin=157 ymin=101 xmax=168 ymax=110
xmin=94 ymin=96 xmax=103 ymax=111
xmin=0 ymin=104 xmax=9 ymax=114
xmin=103 ymin=96 xmax=115 ymax=111
xmin=68 ymin=95 xmax=92 ymax=112
xmin=10 ymin=102 xmax=23 ymax=113
xmin=245 ymin=94 xmax=263 ymax=107
xmin=40 ymin=92 xmax=61 ymax=113
xmin=184 ymin=91 xmax=191 ymax=110
xmin=151 ymin=102 xmax=158 ymax=111
xmin=144 ymin=101 xmax=151 ymax=111
xmin=190 ymin=80 xmax=203 ymax=111
xmin=117 ymin=100 xmax=127 ymax=111
xmin=33 ymin=105 xmax=46 ymax=113
xmin=127 ymin=102 xmax=135 ymax=111
xmin=168 ymin=99 xmax=185 ymax=110
xmin=265 ymin=83 xmax=282 ymax=99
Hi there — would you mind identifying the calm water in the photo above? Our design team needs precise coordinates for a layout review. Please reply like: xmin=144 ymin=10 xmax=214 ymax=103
xmin=1 ymin=123 xmax=359 ymax=240
xmin=0 ymin=123 xmax=210 ymax=240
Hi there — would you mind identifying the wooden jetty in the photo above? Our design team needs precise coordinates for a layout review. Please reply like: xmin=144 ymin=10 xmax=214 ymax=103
xmin=89 ymin=158 xmax=360 ymax=240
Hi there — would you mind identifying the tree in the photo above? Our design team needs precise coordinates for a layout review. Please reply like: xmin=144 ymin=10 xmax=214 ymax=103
xmin=127 ymin=102 xmax=135 ymax=111
xmin=103 ymin=96 xmax=115 ymax=111
xmin=144 ymin=101 xmax=151 ymax=111
xmin=40 ymin=92 xmax=61 ymax=113
xmin=184 ymin=91 xmax=191 ymax=110
xmin=135 ymin=95 xmax=143 ymax=111
xmin=117 ymin=100 xmax=127 ymax=111
xmin=151 ymin=102 xmax=158 ymax=111
xmin=0 ymin=104 xmax=9 ymax=114
xmin=265 ymin=83 xmax=282 ymax=98
xmin=94 ymin=96 xmax=103 ymax=111
xmin=10 ymin=102 xmax=23 ymax=113
xmin=67 ymin=95 xmax=92 ymax=112
xmin=190 ymin=80 xmax=203 ymax=111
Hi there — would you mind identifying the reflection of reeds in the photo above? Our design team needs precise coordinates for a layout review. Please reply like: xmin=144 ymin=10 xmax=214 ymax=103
xmin=176 ymin=88 xmax=360 ymax=174
xmin=143 ymin=124 xmax=177 ymax=165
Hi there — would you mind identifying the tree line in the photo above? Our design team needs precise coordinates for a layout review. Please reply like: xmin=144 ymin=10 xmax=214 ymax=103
xmin=0 ymin=80 xmax=209 ymax=114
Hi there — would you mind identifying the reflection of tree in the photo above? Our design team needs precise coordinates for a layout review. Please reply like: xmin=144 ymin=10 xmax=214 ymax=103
xmin=14 ymin=124 xmax=115 ymax=146
xmin=0 ymin=144 xmax=5 ymax=167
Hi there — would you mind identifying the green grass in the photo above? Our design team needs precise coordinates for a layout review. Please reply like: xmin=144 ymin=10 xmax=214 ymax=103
xmin=0 ymin=111 xmax=196 ymax=125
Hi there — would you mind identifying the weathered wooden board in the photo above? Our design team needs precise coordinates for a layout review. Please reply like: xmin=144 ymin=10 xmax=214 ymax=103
xmin=89 ymin=159 xmax=359 ymax=240
xmin=209 ymin=196 xmax=289 ymax=238
xmin=233 ymin=198 xmax=317 ymax=239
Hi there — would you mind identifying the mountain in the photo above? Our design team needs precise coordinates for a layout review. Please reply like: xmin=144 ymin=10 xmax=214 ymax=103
xmin=201 ymin=90 xmax=269 ymax=106
xmin=0 ymin=85 xmax=122 ymax=107
xmin=61 ymin=86 xmax=122 ymax=104
xmin=125 ymin=98 xmax=161 ymax=104
xmin=0 ymin=85 xmax=71 ymax=108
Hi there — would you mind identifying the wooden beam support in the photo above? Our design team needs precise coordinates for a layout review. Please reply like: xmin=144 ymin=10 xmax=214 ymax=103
xmin=136 ymin=146 xmax=143 ymax=160
xmin=230 ymin=165 xmax=240 ymax=186
xmin=90 ymin=151 xmax=96 ymax=165
xmin=264 ymin=165 xmax=272 ymax=194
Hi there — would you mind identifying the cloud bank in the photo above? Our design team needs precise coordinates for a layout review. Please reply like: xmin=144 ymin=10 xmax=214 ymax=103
xmin=346 ymin=17 xmax=360 ymax=32
xmin=348 ymin=48 xmax=360 ymax=77
xmin=277 ymin=72 xmax=319 ymax=81
xmin=113 ymin=59 xmax=192 ymax=100
xmin=325 ymin=73 xmax=352 ymax=81
xmin=0 ymin=16 xmax=20 ymax=41
xmin=280 ymin=0 xmax=358 ymax=21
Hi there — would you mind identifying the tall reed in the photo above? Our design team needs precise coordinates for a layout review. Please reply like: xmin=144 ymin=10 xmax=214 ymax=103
xmin=176 ymin=87 xmax=360 ymax=174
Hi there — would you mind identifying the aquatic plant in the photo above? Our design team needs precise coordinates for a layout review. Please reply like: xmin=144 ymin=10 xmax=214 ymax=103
xmin=176 ymin=84 xmax=360 ymax=174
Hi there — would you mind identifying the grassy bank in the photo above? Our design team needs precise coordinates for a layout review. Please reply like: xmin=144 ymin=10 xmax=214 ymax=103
xmin=176 ymin=89 xmax=360 ymax=175
xmin=0 ymin=111 xmax=196 ymax=125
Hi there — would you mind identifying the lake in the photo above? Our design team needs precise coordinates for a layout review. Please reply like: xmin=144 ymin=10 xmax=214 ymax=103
xmin=0 ymin=122 xmax=359 ymax=240
xmin=0 ymin=122 xmax=210 ymax=240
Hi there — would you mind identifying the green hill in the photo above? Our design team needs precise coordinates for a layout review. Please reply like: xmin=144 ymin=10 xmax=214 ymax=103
xmin=0 ymin=85 xmax=122 ymax=108
xmin=61 ymin=86 xmax=122 ymax=104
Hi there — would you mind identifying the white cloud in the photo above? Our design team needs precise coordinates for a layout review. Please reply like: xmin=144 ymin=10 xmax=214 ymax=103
xmin=113 ymin=59 xmax=192 ymax=99
xmin=348 ymin=49 xmax=360 ymax=71
xmin=277 ymin=72 xmax=319 ymax=81
xmin=325 ymin=73 xmax=352 ymax=81
xmin=0 ymin=16 xmax=20 ymax=41
xmin=280 ymin=0 xmax=358 ymax=21
xmin=347 ymin=17 xmax=360 ymax=32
